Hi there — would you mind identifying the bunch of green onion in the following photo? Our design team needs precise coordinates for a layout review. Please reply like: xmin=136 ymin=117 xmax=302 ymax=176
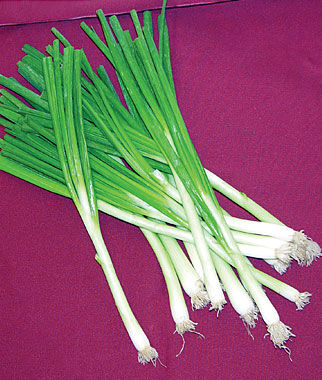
xmin=0 ymin=1 xmax=320 ymax=364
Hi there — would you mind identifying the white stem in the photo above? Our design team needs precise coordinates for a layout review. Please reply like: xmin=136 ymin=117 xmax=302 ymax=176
xmin=174 ymin=174 xmax=226 ymax=311
xmin=253 ymin=268 xmax=312 ymax=308
xmin=78 ymin=188 xmax=157 ymax=361
xmin=184 ymin=241 xmax=204 ymax=282
xmin=98 ymin=200 xmax=291 ymax=262
xmin=204 ymin=169 xmax=282 ymax=224
xmin=225 ymin=215 xmax=295 ymax=241
xmin=239 ymin=244 xmax=282 ymax=260
xmin=127 ymin=193 xmax=174 ymax=223
xmin=265 ymin=258 xmax=291 ymax=274
xmin=241 ymin=266 xmax=280 ymax=326
xmin=141 ymin=229 xmax=193 ymax=333
xmin=201 ymin=198 xmax=289 ymax=345
xmin=98 ymin=200 xmax=177 ymax=234
xmin=132 ymin=192 xmax=320 ymax=268
xmin=97 ymin=200 xmax=306 ymax=309
xmin=232 ymin=231 xmax=289 ymax=249
xmin=211 ymin=252 xmax=258 ymax=327
xmin=159 ymin=235 xmax=209 ymax=309
xmin=88 ymin=222 xmax=156 ymax=361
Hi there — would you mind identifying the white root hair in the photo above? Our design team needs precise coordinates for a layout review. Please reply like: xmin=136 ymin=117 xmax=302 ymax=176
xmin=191 ymin=289 xmax=210 ymax=310
xmin=268 ymin=259 xmax=290 ymax=274
xmin=174 ymin=320 xmax=204 ymax=357
xmin=305 ymin=240 xmax=321 ymax=266
xmin=266 ymin=321 xmax=295 ymax=349
xmin=295 ymin=292 xmax=312 ymax=310
xmin=241 ymin=307 xmax=259 ymax=329
xmin=138 ymin=346 xmax=159 ymax=366
xmin=209 ymin=299 xmax=227 ymax=315
xmin=275 ymin=243 xmax=294 ymax=264
xmin=292 ymin=231 xmax=321 ymax=266
xmin=175 ymin=320 xmax=198 ymax=336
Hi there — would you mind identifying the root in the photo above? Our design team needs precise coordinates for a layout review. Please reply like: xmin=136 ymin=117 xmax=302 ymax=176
xmin=191 ymin=289 xmax=210 ymax=310
xmin=175 ymin=320 xmax=198 ymax=335
xmin=209 ymin=299 xmax=227 ymax=315
xmin=176 ymin=333 xmax=186 ymax=357
xmin=292 ymin=231 xmax=321 ymax=266
xmin=138 ymin=346 xmax=159 ymax=366
xmin=275 ymin=243 xmax=293 ymax=264
xmin=269 ymin=243 xmax=293 ymax=274
xmin=295 ymin=292 xmax=312 ymax=310
xmin=270 ymin=259 xmax=290 ymax=274
xmin=305 ymin=240 xmax=321 ymax=266
xmin=241 ymin=307 xmax=259 ymax=329
xmin=266 ymin=321 xmax=295 ymax=349
xmin=174 ymin=320 xmax=204 ymax=357
xmin=292 ymin=231 xmax=309 ymax=265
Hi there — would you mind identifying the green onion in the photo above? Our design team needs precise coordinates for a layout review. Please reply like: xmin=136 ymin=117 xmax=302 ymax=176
xmin=0 ymin=3 xmax=319 ymax=358
xmin=42 ymin=43 xmax=158 ymax=364
xmin=9 ymin=38 xmax=320 ymax=268
xmin=89 ymin=9 xmax=297 ymax=347
xmin=141 ymin=229 xmax=198 ymax=335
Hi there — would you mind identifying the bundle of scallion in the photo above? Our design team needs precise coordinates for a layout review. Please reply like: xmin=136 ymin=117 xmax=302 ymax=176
xmin=1 ymin=42 xmax=159 ymax=364
xmin=0 ymin=0 xmax=320 ymax=364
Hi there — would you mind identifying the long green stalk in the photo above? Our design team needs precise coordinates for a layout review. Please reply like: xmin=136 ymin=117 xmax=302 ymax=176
xmin=8 ymin=40 xmax=305 ymax=225
xmin=2 ymin=39 xmax=316 ymax=270
xmin=85 ymin=9 xmax=302 ymax=347
xmin=41 ymin=43 xmax=158 ymax=364
xmin=1 ymin=5 xmax=318 ymax=352
xmin=1 ymin=150 xmax=309 ymax=313
xmin=3 ymin=37 xmax=311 ymax=229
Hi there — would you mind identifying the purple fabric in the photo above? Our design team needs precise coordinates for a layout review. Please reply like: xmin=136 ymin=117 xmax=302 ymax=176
xmin=0 ymin=0 xmax=231 ymax=26
xmin=0 ymin=0 xmax=321 ymax=379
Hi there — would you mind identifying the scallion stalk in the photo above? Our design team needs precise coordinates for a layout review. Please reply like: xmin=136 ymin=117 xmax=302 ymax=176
xmin=1 ymin=2 xmax=319 ymax=356
xmin=41 ymin=43 xmax=158 ymax=364
xmin=141 ymin=229 xmax=198 ymax=336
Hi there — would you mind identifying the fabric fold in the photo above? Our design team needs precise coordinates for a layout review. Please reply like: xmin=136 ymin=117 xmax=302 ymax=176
xmin=0 ymin=0 xmax=235 ymax=26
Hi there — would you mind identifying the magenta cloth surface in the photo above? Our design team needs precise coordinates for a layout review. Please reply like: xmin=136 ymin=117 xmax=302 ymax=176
xmin=0 ymin=0 xmax=232 ymax=26
xmin=0 ymin=1 xmax=321 ymax=379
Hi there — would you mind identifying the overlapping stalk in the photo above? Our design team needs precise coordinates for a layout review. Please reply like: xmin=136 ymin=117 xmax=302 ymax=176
xmin=41 ymin=42 xmax=158 ymax=364
xmin=0 ymin=1 xmax=320 ymax=361
xmin=80 ymin=4 xmax=303 ymax=346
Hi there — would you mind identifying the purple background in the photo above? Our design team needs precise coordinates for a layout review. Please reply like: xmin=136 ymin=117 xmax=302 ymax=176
xmin=0 ymin=0 xmax=232 ymax=26
xmin=0 ymin=1 xmax=321 ymax=379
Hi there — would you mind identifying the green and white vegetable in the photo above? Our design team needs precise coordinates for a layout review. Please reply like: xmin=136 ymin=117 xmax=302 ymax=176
xmin=0 ymin=0 xmax=320 ymax=363
xmin=42 ymin=43 xmax=158 ymax=364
